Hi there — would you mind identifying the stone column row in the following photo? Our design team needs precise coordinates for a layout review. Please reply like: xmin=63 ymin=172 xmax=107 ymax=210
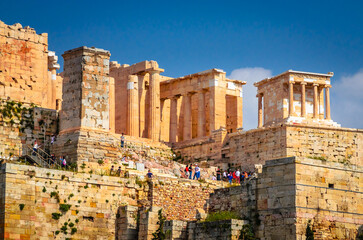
xmin=289 ymin=81 xmax=331 ymax=120
xmin=168 ymin=90 xmax=209 ymax=143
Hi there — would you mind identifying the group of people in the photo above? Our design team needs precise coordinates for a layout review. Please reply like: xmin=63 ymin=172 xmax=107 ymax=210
xmin=109 ymin=165 xmax=123 ymax=177
xmin=215 ymin=168 xmax=255 ymax=184
xmin=32 ymin=139 xmax=67 ymax=168
xmin=184 ymin=164 xmax=201 ymax=180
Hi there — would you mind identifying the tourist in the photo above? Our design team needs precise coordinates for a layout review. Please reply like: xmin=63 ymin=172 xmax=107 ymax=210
xmin=212 ymin=175 xmax=216 ymax=180
xmin=216 ymin=167 xmax=221 ymax=181
xmin=193 ymin=164 xmax=200 ymax=180
xmin=110 ymin=165 xmax=114 ymax=175
xmin=244 ymin=171 xmax=248 ymax=180
xmin=188 ymin=164 xmax=193 ymax=179
xmin=235 ymin=169 xmax=241 ymax=183
xmin=228 ymin=172 xmax=233 ymax=184
xmin=120 ymin=133 xmax=125 ymax=148
xmin=62 ymin=156 xmax=67 ymax=169
xmin=116 ymin=166 xmax=122 ymax=177
xmin=51 ymin=135 xmax=55 ymax=145
xmin=185 ymin=165 xmax=189 ymax=178
xmin=223 ymin=170 xmax=227 ymax=181
xmin=33 ymin=140 xmax=38 ymax=155
xmin=147 ymin=169 xmax=153 ymax=178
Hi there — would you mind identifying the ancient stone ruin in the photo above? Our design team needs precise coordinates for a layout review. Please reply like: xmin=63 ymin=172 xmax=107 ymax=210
xmin=0 ymin=20 xmax=362 ymax=240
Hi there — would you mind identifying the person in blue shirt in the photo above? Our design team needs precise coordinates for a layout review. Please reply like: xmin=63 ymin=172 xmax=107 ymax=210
xmin=147 ymin=170 xmax=153 ymax=178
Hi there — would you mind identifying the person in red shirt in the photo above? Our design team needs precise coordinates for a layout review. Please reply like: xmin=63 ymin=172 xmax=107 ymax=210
xmin=185 ymin=165 xmax=189 ymax=178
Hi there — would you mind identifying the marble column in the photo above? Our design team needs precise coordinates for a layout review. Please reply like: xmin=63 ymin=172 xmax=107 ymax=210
xmin=313 ymin=83 xmax=319 ymax=119
xmin=183 ymin=93 xmax=192 ymax=141
xmin=301 ymin=82 xmax=307 ymax=118
xmin=169 ymin=96 xmax=178 ymax=143
xmin=148 ymin=70 xmax=161 ymax=141
xmin=127 ymin=75 xmax=139 ymax=137
xmin=257 ymin=93 xmax=263 ymax=128
xmin=325 ymin=85 xmax=331 ymax=120
xmin=318 ymin=86 xmax=324 ymax=119
xmin=289 ymin=81 xmax=294 ymax=117
xmin=197 ymin=91 xmax=206 ymax=138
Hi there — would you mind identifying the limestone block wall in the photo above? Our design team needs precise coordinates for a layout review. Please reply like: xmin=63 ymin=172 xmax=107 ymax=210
xmin=52 ymin=128 xmax=173 ymax=169
xmin=224 ymin=126 xmax=287 ymax=170
xmin=0 ymin=102 xmax=58 ymax=158
xmin=116 ymin=205 xmax=139 ymax=240
xmin=172 ymin=128 xmax=228 ymax=164
xmin=286 ymin=125 xmax=363 ymax=166
xmin=0 ymin=21 xmax=62 ymax=109
xmin=294 ymin=158 xmax=363 ymax=240
xmin=186 ymin=219 xmax=247 ymax=240
xmin=60 ymin=47 xmax=111 ymax=132
xmin=223 ymin=124 xmax=363 ymax=171
xmin=150 ymin=178 xmax=222 ymax=221
xmin=208 ymin=180 xmax=257 ymax=221
xmin=0 ymin=163 xmax=147 ymax=240
xmin=164 ymin=220 xmax=188 ymax=240
xmin=256 ymin=157 xmax=298 ymax=239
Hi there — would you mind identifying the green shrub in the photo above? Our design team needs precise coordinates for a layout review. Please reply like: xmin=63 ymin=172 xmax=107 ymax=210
xmin=52 ymin=213 xmax=62 ymax=220
xmin=306 ymin=220 xmax=314 ymax=240
xmin=42 ymin=187 xmax=46 ymax=193
xmin=239 ymin=224 xmax=255 ymax=240
xmin=59 ymin=204 xmax=72 ymax=212
xmin=50 ymin=191 xmax=60 ymax=202
xmin=98 ymin=159 xmax=104 ymax=165
xmin=152 ymin=209 xmax=166 ymax=240
xmin=19 ymin=204 xmax=25 ymax=211
xmin=71 ymin=227 xmax=77 ymax=235
xmin=204 ymin=211 xmax=241 ymax=222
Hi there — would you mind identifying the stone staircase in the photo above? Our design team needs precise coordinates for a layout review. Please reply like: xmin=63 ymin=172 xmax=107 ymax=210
xmin=24 ymin=145 xmax=61 ymax=168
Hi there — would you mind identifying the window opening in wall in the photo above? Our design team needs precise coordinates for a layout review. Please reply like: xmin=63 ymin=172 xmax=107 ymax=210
xmin=328 ymin=183 xmax=334 ymax=189
xmin=83 ymin=216 xmax=94 ymax=222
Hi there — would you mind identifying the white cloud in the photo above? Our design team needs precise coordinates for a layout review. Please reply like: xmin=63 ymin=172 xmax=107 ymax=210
xmin=228 ymin=67 xmax=273 ymax=130
xmin=331 ymin=69 xmax=363 ymax=129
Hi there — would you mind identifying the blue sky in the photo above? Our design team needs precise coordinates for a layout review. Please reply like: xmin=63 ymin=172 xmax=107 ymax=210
xmin=1 ymin=0 xmax=362 ymax=129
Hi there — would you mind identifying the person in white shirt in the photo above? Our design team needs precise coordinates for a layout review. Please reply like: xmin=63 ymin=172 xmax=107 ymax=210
xmin=193 ymin=164 xmax=201 ymax=180
xmin=235 ymin=169 xmax=241 ymax=183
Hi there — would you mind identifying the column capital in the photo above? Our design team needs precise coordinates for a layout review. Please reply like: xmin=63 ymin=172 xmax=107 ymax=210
xmin=324 ymin=85 xmax=332 ymax=88
xmin=313 ymin=83 xmax=319 ymax=87
xmin=256 ymin=93 xmax=263 ymax=98
xmin=146 ymin=68 xmax=164 ymax=75
xmin=172 ymin=94 xmax=181 ymax=100
xmin=289 ymin=81 xmax=295 ymax=84
xmin=300 ymin=82 xmax=307 ymax=85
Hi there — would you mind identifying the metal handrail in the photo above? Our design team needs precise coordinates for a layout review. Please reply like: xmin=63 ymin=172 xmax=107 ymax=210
xmin=25 ymin=145 xmax=61 ymax=168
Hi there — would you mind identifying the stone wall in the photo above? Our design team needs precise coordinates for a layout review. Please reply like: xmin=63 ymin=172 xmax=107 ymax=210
xmin=208 ymin=180 xmax=257 ymax=221
xmin=0 ymin=163 xmax=225 ymax=240
xmin=186 ymin=219 xmax=247 ymax=240
xmin=286 ymin=125 xmax=363 ymax=166
xmin=0 ymin=21 xmax=62 ymax=109
xmin=0 ymin=101 xmax=58 ymax=158
xmin=224 ymin=126 xmax=287 ymax=170
xmin=151 ymin=178 xmax=226 ymax=221
xmin=0 ymin=163 xmax=147 ymax=239
xmin=172 ymin=128 xmax=228 ymax=164
xmin=60 ymin=46 xmax=111 ymax=132
xmin=223 ymin=124 xmax=363 ymax=171
xmin=206 ymin=157 xmax=363 ymax=240
xmin=294 ymin=157 xmax=363 ymax=240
